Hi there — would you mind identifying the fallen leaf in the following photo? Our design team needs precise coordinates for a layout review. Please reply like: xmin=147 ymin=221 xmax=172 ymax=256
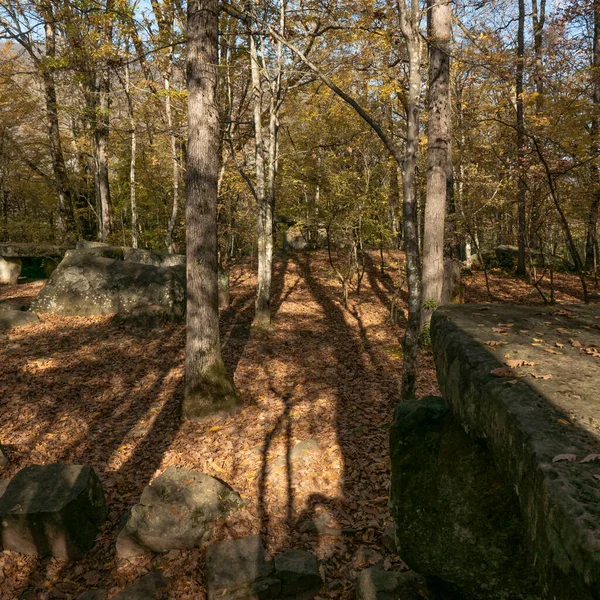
xmin=530 ymin=373 xmax=552 ymax=380
xmin=570 ymin=339 xmax=582 ymax=348
xmin=485 ymin=340 xmax=508 ymax=349
xmin=552 ymin=454 xmax=576 ymax=463
xmin=555 ymin=342 xmax=564 ymax=348
xmin=580 ymin=454 xmax=600 ymax=463
xmin=491 ymin=367 xmax=516 ymax=378
xmin=544 ymin=348 xmax=562 ymax=355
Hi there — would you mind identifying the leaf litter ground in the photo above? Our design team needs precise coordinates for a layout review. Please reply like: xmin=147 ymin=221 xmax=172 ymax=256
xmin=0 ymin=252 xmax=593 ymax=599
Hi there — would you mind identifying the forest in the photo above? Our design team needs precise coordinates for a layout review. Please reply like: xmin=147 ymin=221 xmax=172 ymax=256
xmin=0 ymin=0 xmax=599 ymax=598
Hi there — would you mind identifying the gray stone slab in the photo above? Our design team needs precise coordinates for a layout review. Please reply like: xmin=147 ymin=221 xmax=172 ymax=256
xmin=30 ymin=252 xmax=185 ymax=321
xmin=0 ymin=463 xmax=108 ymax=558
xmin=431 ymin=304 xmax=600 ymax=600
xmin=0 ymin=243 xmax=68 ymax=258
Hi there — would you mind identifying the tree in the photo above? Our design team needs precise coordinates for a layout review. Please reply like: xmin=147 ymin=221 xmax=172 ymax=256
xmin=182 ymin=0 xmax=240 ymax=419
xmin=421 ymin=0 xmax=452 ymax=328
xmin=516 ymin=0 xmax=527 ymax=276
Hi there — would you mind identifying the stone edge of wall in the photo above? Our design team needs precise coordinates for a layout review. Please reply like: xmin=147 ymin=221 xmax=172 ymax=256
xmin=430 ymin=306 xmax=600 ymax=600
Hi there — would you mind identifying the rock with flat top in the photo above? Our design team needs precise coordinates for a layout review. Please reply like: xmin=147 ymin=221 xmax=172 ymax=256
xmin=31 ymin=251 xmax=185 ymax=321
xmin=116 ymin=467 xmax=244 ymax=557
xmin=0 ymin=463 xmax=108 ymax=558
xmin=123 ymin=247 xmax=185 ymax=267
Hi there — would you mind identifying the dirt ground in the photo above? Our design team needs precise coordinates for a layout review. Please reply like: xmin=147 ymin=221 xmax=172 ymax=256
xmin=0 ymin=251 xmax=594 ymax=599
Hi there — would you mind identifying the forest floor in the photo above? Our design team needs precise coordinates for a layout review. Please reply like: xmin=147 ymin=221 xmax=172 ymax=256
xmin=0 ymin=250 xmax=595 ymax=600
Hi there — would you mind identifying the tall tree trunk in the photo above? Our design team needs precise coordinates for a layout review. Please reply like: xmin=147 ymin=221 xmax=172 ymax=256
xmin=398 ymin=5 xmax=423 ymax=400
xmin=41 ymin=4 xmax=74 ymax=240
xmin=516 ymin=0 xmax=527 ymax=276
xmin=183 ymin=0 xmax=239 ymax=419
xmin=94 ymin=68 xmax=112 ymax=241
xmin=587 ymin=0 xmax=600 ymax=271
xmin=165 ymin=67 xmax=180 ymax=253
xmin=125 ymin=56 xmax=138 ymax=248
xmin=249 ymin=32 xmax=270 ymax=324
xmin=529 ymin=0 xmax=546 ymax=248
xmin=421 ymin=0 xmax=452 ymax=327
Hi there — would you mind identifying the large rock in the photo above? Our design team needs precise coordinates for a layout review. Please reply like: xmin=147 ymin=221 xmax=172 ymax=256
xmin=30 ymin=251 xmax=185 ymax=321
xmin=123 ymin=247 xmax=185 ymax=268
xmin=0 ymin=257 xmax=21 ymax=284
xmin=285 ymin=228 xmax=308 ymax=250
xmin=0 ymin=463 xmax=108 ymax=558
xmin=431 ymin=304 xmax=600 ymax=599
xmin=116 ymin=467 xmax=244 ymax=557
xmin=0 ymin=243 xmax=67 ymax=258
xmin=0 ymin=308 xmax=39 ymax=330
xmin=205 ymin=535 xmax=280 ymax=600
xmin=389 ymin=396 xmax=539 ymax=600
xmin=356 ymin=568 xmax=430 ymax=600
xmin=70 ymin=246 xmax=124 ymax=260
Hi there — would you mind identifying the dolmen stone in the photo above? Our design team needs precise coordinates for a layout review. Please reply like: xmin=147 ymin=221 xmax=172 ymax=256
xmin=389 ymin=396 xmax=539 ymax=600
xmin=0 ymin=308 xmax=39 ymax=331
xmin=123 ymin=247 xmax=185 ymax=268
xmin=356 ymin=568 xmax=430 ymax=600
xmin=206 ymin=536 xmax=322 ymax=600
xmin=0 ymin=244 xmax=69 ymax=284
xmin=116 ymin=467 xmax=244 ymax=557
xmin=30 ymin=249 xmax=185 ymax=321
xmin=431 ymin=304 xmax=600 ymax=599
xmin=0 ymin=463 xmax=108 ymax=558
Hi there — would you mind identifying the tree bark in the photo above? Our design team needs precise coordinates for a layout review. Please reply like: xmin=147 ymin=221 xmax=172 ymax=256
xmin=421 ymin=0 xmax=451 ymax=327
xmin=183 ymin=0 xmax=239 ymax=419
xmin=165 ymin=68 xmax=180 ymax=253
xmin=124 ymin=56 xmax=138 ymax=248
xmin=94 ymin=68 xmax=112 ymax=242
xmin=516 ymin=0 xmax=527 ymax=276
xmin=41 ymin=3 xmax=74 ymax=240
xmin=586 ymin=0 xmax=600 ymax=271
xmin=249 ymin=32 xmax=270 ymax=324
xmin=397 ymin=1 xmax=423 ymax=401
